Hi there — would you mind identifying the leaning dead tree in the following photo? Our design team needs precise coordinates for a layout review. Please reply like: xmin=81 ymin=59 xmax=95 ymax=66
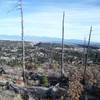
xmin=83 ymin=26 xmax=92 ymax=100
xmin=83 ymin=26 xmax=92 ymax=83
xmin=61 ymin=12 xmax=65 ymax=77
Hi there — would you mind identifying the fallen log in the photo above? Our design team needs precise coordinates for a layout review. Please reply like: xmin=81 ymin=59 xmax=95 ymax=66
xmin=27 ymin=86 xmax=67 ymax=99
xmin=10 ymin=84 xmax=66 ymax=97
xmin=10 ymin=84 xmax=67 ymax=99
xmin=0 ymin=80 xmax=67 ymax=100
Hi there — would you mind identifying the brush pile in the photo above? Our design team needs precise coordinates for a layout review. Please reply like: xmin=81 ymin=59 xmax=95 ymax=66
xmin=0 ymin=65 xmax=100 ymax=100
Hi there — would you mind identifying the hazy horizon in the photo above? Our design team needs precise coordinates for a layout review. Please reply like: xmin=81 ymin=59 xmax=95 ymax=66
xmin=0 ymin=34 xmax=100 ymax=44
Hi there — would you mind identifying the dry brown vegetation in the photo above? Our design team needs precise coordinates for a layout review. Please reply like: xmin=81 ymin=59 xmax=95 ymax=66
xmin=63 ymin=65 xmax=100 ymax=100
xmin=0 ymin=64 xmax=100 ymax=100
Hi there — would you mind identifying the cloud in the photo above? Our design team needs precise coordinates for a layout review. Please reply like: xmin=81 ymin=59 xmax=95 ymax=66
xmin=0 ymin=0 xmax=100 ymax=42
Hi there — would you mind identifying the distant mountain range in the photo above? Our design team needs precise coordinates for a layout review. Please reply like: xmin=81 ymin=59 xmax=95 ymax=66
xmin=0 ymin=34 xmax=100 ymax=46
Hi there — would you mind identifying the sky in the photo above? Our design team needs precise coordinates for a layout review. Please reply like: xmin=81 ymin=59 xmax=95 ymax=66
xmin=0 ymin=0 xmax=100 ymax=42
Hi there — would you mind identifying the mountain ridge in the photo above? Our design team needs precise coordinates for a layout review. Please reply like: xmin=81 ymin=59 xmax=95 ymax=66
xmin=0 ymin=34 xmax=100 ymax=46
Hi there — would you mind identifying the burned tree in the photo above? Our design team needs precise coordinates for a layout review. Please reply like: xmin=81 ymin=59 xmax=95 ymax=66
xmin=61 ymin=12 xmax=65 ymax=77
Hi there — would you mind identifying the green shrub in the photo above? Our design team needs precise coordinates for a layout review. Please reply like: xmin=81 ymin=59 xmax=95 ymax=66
xmin=40 ymin=75 xmax=49 ymax=86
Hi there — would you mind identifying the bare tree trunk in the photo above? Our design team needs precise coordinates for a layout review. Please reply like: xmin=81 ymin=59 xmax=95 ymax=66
xmin=83 ymin=26 xmax=92 ymax=100
xmin=19 ymin=0 xmax=26 ymax=83
xmin=83 ymin=26 xmax=92 ymax=84
xmin=61 ymin=12 xmax=65 ymax=77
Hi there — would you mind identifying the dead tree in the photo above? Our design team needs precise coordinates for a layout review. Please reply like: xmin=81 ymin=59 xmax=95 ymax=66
xmin=83 ymin=26 xmax=92 ymax=100
xmin=8 ymin=0 xmax=26 ymax=84
xmin=19 ymin=0 xmax=26 ymax=83
xmin=83 ymin=26 xmax=92 ymax=84
xmin=61 ymin=12 xmax=65 ymax=77
xmin=82 ymin=37 xmax=86 ymax=65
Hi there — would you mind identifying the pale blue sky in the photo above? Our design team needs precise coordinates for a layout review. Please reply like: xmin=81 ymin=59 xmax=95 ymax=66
xmin=0 ymin=0 xmax=100 ymax=42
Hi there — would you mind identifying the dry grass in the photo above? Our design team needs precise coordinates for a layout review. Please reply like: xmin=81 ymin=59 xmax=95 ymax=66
xmin=0 ymin=93 xmax=35 ymax=100
xmin=0 ymin=92 xmax=22 ymax=100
